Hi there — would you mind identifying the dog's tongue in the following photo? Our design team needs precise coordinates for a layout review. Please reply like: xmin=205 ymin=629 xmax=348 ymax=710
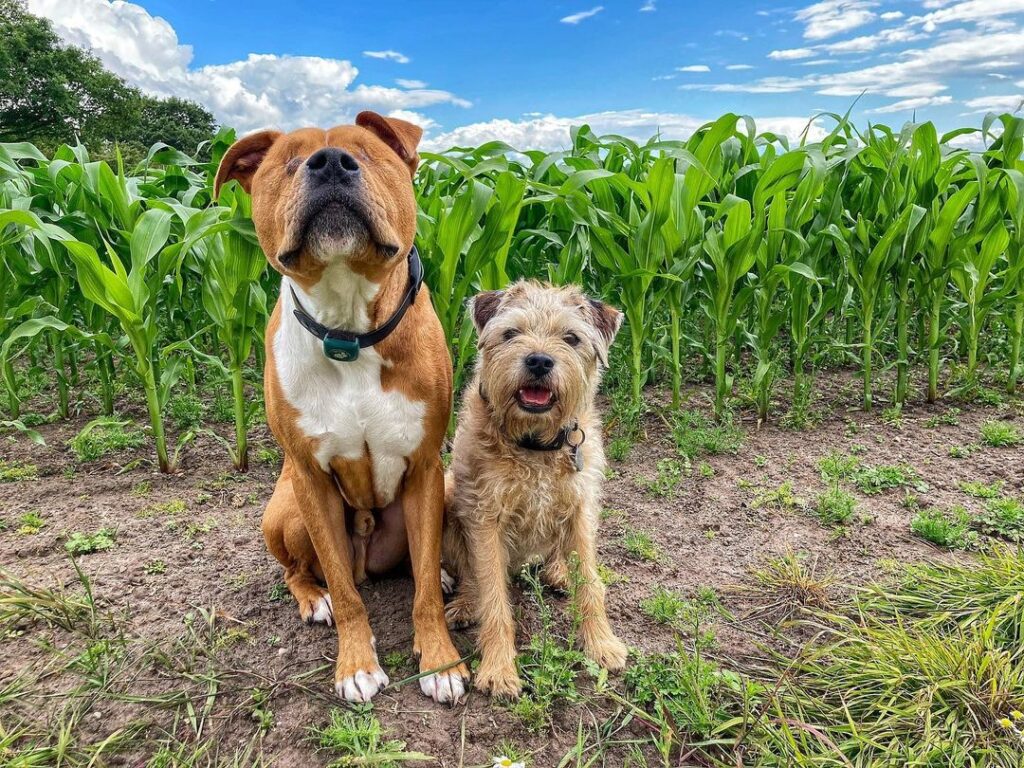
xmin=519 ymin=386 xmax=553 ymax=407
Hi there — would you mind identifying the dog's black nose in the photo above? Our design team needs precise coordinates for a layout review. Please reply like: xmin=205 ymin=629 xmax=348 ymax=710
xmin=306 ymin=147 xmax=360 ymax=185
xmin=524 ymin=352 xmax=555 ymax=378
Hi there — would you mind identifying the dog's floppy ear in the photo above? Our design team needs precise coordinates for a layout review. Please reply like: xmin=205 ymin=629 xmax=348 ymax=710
xmin=214 ymin=129 xmax=282 ymax=197
xmin=470 ymin=290 xmax=504 ymax=334
xmin=587 ymin=298 xmax=623 ymax=365
xmin=356 ymin=111 xmax=423 ymax=176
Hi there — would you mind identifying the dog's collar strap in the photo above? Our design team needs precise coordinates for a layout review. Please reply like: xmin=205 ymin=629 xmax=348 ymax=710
xmin=517 ymin=426 xmax=573 ymax=452
xmin=289 ymin=246 xmax=424 ymax=362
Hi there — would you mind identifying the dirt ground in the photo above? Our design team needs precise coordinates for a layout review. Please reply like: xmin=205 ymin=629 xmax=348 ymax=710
xmin=2 ymin=370 xmax=1022 ymax=767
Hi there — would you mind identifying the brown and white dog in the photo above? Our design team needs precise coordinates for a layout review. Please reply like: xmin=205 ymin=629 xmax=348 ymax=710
xmin=442 ymin=281 xmax=628 ymax=699
xmin=214 ymin=112 xmax=468 ymax=704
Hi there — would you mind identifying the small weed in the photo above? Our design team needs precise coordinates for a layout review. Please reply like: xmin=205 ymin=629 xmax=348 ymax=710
xmin=249 ymin=688 xmax=274 ymax=734
xmin=168 ymin=392 xmax=204 ymax=431
xmin=311 ymin=705 xmax=422 ymax=766
xmin=977 ymin=497 xmax=1024 ymax=542
xmin=17 ymin=511 xmax=46 ymax=535
xmin=138 ymin=499 xmax=186 ymax=519
xmin=640 ymin=457 xmax=685 ymax=497
xmin=818 ymin=452 xmax=860 ymax=482
xmin=65 ymin=528 xmax=116 ymax=555
xmin=949 ymin=444 xmax=976 ymax=458
xmin=0 ymin=459 xmax=38 ymax=482
xmin=958 ymin=480 xmax=1004 ymax=499
xmin=255 ymin=446 xmax=280 ymax=465
xmin=382 ymin=650 xmax=410 ymax=672
xmin=698 ymin=461 xmax=714 ymax=478
xmin=607 ymin=436 xmax=632 ymax=462
xmin=622 ymin=529 xmax=660 ymax=562
xmin=671 ymin=409 xmax=743 ymax=460
xmin=881 ymin=406 xmax=903 ymax=428
xmin=924 ymin=407 xmax=960 ymax=428
xmin=597 ymin=562 xmax=626 ymax=585
xmin=267 ymin=582 xmax=288 ymax=602
xmin=144 ymin=559 xmax=167 ymax=575
xmin=813 ymin=486 xmax=856 ymax=526
xmin=131 ymin=480 xmax=151 ymax=497
xmin=752 ymin=481 xmax=803 ymax=512
xmin=910 ymin=506 xmax=977 ymax=549
xmin=69 ymin=419 xmax=144 ymax=462
xmin=642 ymin=586 xmax=688 ymax=625
xmin=980 ymin=420 xmax=1021 ymax=447
xmin=751 ymin=552 xmax=832 ymax=616
xmin=753 ymin=455 xmax=769 ymax=468
xmin=854 ymin=464 xmax=917 ymax=495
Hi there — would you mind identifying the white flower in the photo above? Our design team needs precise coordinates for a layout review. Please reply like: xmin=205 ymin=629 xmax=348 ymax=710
xmin=492 ymin=757 xmax=525 ymax=768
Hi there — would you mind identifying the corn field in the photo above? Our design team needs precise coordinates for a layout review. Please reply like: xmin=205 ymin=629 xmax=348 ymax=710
xmin=1 ymin=112 xmax=1023 ymax=473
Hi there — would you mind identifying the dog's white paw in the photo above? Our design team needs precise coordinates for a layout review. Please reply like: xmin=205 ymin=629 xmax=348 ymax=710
xmin=335 ymin=667 xmax=389 ymax=702
xmin=420 ymin=670 xmax=466 ymax=704
xmin=311 ymin=594 xmax=333 ymax=625
xmin=440 ymin=568 xmax=455 ymax=596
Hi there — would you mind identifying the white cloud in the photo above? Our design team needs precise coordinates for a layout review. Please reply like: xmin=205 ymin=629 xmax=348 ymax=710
xmin=698 ymin=30 xmax=1024 ymax=99
xmin=422 ymin=109 xmax=829 ymax=153
xmin=725 ymin=64 xmax=755 ymax=70
xmin=396 ymin=78 xmax=427 ymax=89
xmin=909 ymin=0 xmax=1024 ymax=33
xmin=962 ymin=94 xmax=1024 ymax=113
xmin=560 ymin=6 xmax=604 ymax=24
xmin=362 ymin=49 xmax=410 ymax=64
xmin=795 ymin=1 xmax=878 ymax=40
xmin=677 ymin=65 xmax=711 ymax=72
xmin=769 ymin=48 xmax=818 ymax=60
xmin=640 ymin=0 xmax=656 ymax=11
xmin=866 ymin=95 xmax=953 ymax=113
xmin=27 ymin=0 xmax=468 ymax=133
xmin=880 ymin=11 xmax=904 ymax=20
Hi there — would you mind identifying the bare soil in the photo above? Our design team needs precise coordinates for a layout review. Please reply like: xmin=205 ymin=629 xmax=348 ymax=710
xmin=2 ymin=370 xmax=1022 ymax=767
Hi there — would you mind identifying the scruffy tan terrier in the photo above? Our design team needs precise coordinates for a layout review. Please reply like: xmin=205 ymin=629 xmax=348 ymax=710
xmin=442 ymin=280 xmax=628 ymax=699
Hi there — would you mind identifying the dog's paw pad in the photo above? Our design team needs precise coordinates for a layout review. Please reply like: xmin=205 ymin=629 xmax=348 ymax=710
xmin=310 ymin=594 xmax=333 ymax=625
xmin=420 ymin=670 xmax=466 ymax=704
xmin=335 ymin=667 xmax=389 ymax=702
xmin=440 ymin=568 xmax=455 ymax=596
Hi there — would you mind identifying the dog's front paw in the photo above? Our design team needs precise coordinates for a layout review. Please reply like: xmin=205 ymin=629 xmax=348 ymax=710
xmin=335 ymin=666 xmax=389 ymax=703
xmin=585 ymin=633 xmax=629 ymax=672
xmin=541 ymin=558 xmax=570 ymax=593
xmin=475 ymin=661 xmax=522 ymax=700
xmin=440 ymin=568 xmax=456 ymax=596
xmin=420 ymin=667 xmax=468 ymax=704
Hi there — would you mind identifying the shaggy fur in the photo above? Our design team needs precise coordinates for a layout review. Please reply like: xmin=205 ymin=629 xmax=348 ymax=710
xmin=443 ymin=280 xmax=628 ymax=699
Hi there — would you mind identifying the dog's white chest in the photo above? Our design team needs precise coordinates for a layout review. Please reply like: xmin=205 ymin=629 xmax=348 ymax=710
xmin=274 ymin=278 xmax=426 ymax=507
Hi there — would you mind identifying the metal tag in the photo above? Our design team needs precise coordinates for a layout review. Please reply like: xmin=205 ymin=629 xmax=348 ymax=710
xmin=323 ymin=337 xmax=359 ymax=362
xmin=567 ymin=424 xmax=586 ymax=472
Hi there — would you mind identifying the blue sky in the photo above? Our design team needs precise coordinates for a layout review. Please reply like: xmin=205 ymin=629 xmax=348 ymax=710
xmin=28 ymin=0 xmax=1024 ymax=149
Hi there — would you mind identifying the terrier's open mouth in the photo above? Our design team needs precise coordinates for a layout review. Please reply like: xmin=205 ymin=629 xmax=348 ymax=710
xmin=516 ymin=385 xmax=556 ymax=413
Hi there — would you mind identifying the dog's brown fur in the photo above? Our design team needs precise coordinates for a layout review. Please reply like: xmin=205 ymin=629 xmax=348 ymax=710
xmin=442 ymin=281 xmax=628 ymax=698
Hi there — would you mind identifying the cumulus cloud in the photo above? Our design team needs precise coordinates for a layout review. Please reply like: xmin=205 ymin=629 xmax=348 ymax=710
xmin=396 ymin=79 xmax=428 ymax=89
xmin=27 ymin=0 xmax=468 ymax=133
xmin=693 ymin=29 xmax=1024 ymax=100
xmin=422 ymin=110 xmax=829 ymax=153
xmin=769 ymin=48 xmax=818 ymax=60
xmin=962 ymin=94 xmax=1024 ymax=113
xmin=909 ymin=0 xmax=1024 ymax=33
xmin=795 ymin=1 xmax=878 ymax=40
xmin=560 ymin=6 xmax=604 ymax=24
xmin=362 ymin=50 xmax=410 ymax=64
xmin=677 ymin=65 xmax=711 ymax=72
xmin=866 ymin=95 xmax=954 ymax=113
xmin=640 ymin=0 xmax=656 ymax=11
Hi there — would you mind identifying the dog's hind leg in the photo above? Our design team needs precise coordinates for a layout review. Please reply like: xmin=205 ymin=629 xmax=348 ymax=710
xmin=263 ymin=462 xmax=333 ymax=625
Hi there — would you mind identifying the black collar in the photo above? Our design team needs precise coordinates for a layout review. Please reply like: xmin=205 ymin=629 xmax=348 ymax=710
xmin=289 ymin=246 xmax=423 ymax=362
xmin=477 ymin=384 xmax=584 ymax=455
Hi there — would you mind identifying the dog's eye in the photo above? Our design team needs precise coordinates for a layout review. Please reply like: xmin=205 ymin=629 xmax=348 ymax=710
xmin=502 ymin=329 xmax=520 ymax=342
xmin=286 ymin=157 xmax=303 ymax=174
xmin=564 ymin=333 xmax=580 ymax=347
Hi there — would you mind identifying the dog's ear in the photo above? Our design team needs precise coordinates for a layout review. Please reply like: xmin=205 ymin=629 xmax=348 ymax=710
xmin=214 ymin=130 xmax=282 ymax=198
xmin=470 ymin=290 xmax=504 ymax=334
xmin=587 ymin=298 xmax=623 ymax=365
xmin=356 ymin=111 xmax=423 ymax=176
